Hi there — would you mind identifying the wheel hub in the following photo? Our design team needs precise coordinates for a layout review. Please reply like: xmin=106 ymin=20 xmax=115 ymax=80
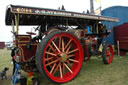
xmin=60 ymin=53 xmax=68 ymax=62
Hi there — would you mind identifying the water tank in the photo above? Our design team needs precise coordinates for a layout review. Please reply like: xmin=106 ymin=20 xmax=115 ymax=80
xmin=114 ymin=23 xmax=128 ymax=50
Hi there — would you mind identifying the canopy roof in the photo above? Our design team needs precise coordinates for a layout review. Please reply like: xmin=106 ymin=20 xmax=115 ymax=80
xmin=5 ymin=5 xmax=119 ymax=26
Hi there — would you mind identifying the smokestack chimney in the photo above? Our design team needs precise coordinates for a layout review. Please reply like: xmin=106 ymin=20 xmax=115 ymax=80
xmin=90 ymin=0 xmax=94 ymax=14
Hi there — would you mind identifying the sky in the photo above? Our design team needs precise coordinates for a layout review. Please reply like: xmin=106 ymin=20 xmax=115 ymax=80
xmin=0 ymin=0 xmax=128 ymax=42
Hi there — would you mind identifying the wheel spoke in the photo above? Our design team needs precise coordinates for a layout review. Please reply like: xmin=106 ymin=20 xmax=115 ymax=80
xmin=59 ymin=37 xmax=61 ymax=49
xmin=106 ymin=53 xmax=110 ymax=56
xmin=50 ymin=63 xmax=56 ymax=74
xmin=52 ymin=41 xmax=61 ymax=53
xmin=68 ymin=48 xmax=79 ymax=54
xmin=45 ymin=57 xmax=54 ymax=61
xmin=46 ymin=59 xmax=59 ymax=66
xmin=107 ymin=47 xmax=110 ymax=51
xmin=64 ymin=63 xmax=73 ymax=73
xmin=62 ymin=63 xmax=65 ymax=75
xmin=49 ymin=44 xmax=55 ymax=52
xmin=66 ymin=60 xmax=72 ymax=67
xmin=59 ymin=65 xmax=63 ymax=78
xmin=65 ymin=39 xmax=72 ymax=50
xmin=66 ymin=44 xmax=72 ymax=53
xmin=68 ymin=54 xmax=75 ymax=58
xmin=69 ymin=59 xmax=79 ymax=63
xmin=106 ymin=50 xmax=111 ymax=56
xmin=46 ymin=51 xmax=57 ymax=57
xmin=106 ymin=56 xmax=110 ymax=61
xmin=52 ymin=62 xmax=61 ymax=75
xmin=62 ymin=39 xmax=65 ymax=52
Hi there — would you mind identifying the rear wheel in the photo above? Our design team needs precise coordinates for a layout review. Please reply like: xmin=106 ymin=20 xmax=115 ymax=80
xmin=102 ymin=43 xmax=113 ymax=64
xmin=36 ymin=31 xmax=83 ymax=83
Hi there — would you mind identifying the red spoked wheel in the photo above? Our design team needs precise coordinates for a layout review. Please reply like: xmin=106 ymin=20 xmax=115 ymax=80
xmin=102 ymin=43 xmax=114 ymax=64
xmin=36 ymin=31 xmax=83 ymax=83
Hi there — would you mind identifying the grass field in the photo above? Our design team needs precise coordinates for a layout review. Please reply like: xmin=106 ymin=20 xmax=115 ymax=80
xmin=0 ymin=48 xmax=128 ymax=85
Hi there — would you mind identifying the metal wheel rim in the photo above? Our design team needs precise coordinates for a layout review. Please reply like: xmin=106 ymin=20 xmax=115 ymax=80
xmin=105 ymin=45 xmax=113 ymax=64
xmin=42 ymin=32 xmax=83 ymax=83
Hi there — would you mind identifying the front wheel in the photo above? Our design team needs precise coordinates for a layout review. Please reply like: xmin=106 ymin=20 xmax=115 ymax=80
xmin=36 ymin=31 xmax=83 ymax=83
xmin=102 ymin=43 xmax=114 ymax=64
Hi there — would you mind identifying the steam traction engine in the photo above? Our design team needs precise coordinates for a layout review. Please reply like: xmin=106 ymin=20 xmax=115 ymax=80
xmin=5 ymin=5 xmax=119 ymax=83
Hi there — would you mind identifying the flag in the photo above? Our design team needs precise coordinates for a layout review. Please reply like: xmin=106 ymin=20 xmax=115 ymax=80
xmin=94 ymin=7 xmax=101 ymax=15
xmin=95 ymin=0 xmax=100 ymax=3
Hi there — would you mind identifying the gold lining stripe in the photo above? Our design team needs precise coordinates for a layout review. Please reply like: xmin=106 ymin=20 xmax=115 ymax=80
xmin=18 ymin=43 xmax=39 ymax=62
xmin=16 ymin=36 xmax=31 ymax=43
xmin=10 ymin=9 xmax=119 ymax=22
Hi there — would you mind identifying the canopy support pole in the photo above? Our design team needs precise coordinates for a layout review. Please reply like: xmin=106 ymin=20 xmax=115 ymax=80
xmin=96 ymin=23 xmax=99 ymax=34
xmin=15 ymin=14 xmax=19 ymax=34
xmin=11 ymin=19 xmax=15 ymax=34
xmin=66 ymin=18 xmax=69 ymax=28
xmin=45 ymin=21 xmax=48 ymax=31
